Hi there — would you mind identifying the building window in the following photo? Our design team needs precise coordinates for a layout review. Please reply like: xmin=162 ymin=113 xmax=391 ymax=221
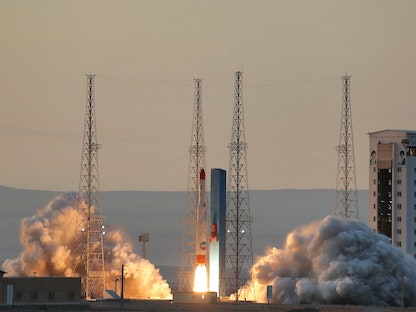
xmin=398 ymin=191 xmax=402 ymax=197
xmin=414 ymin=242 xmax=416 ymax=247
xmin=373 ymin=191 xmax=376 ymax=197
xmin=31 ymin=291 xmax=37 ymax=301
xmin=15 ymin=292 xmax=22 ymax=301
xmin=398 ymin=229 xmax=402 ymax=234
xmin=398 ymin=204 xmax=402 ymax=209
xmin=48 ymin=291 xmax=55 ymax=301
xmin=414 ymin=204 xmax=416 ymax=209
xmin=373 ymin=216 xmax=376 ymax=222
xmin=397 ymin=241 xmax=402 ymax=246
xmin=414 ymin=229 xmax=416 ymax=235
xmin=398 ymin=217 xmax=402 ymax=222
xmin=398 ymin=179 xmax=402 ymax=185
xmin=68 ymin=291 xmax=75 ymax=301
xmin=407 ymin=147 xmax=416 ymax=156
xmin=398 ymin=167 xmax=402 ymax=172
xmin=373 ymin=203 xmax=376 ymax=209
xmin=374 ymin=167 xmax=376 ymax=172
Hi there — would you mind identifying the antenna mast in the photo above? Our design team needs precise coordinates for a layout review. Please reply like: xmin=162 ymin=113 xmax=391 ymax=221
xmin=226 ymin=71 xmax=253 ymax=300
xmin=72 ymin=74 xmax=105 ymax=299
xmin=179 ymin=78 xmax=207 ymax=291
xmin=334 ymin=74 xmax=359 ymax=220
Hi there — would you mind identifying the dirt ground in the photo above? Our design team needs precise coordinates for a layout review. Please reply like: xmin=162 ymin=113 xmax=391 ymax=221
xmin=87 ymin=300 xmax=416 ymax=312
xmin=3 ymin=300 xmax=416 ymax=312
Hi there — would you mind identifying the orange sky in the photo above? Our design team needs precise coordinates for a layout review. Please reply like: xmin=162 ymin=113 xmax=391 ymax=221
xmin=1 ymin=0 xmax=415 ymax=191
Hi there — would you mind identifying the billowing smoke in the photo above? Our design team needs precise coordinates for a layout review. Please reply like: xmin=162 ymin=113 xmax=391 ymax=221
xmin=248 ymin=216 xmax=416 ymax=306
xmin=2 ymin=193 xmax=171 ymax=299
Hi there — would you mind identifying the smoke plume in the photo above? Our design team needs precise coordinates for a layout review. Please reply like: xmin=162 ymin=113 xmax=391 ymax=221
xmin=2 ymin=193 xmax=171 ymax=299
xmin=248 ymin=216 xmax=416 ymax=306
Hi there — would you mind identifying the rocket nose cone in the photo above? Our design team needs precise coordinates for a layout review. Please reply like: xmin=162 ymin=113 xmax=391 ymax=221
xmin=200 ymin=169 xmax=205 ymax=180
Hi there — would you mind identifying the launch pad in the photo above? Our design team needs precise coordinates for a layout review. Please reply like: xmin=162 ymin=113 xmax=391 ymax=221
xmin=172 ymin=291 xmax=217 ymax=304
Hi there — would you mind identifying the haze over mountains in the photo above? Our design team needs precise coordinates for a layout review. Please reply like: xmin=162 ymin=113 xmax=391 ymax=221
xmin=0 ymin=186 xmax=369 ymax=267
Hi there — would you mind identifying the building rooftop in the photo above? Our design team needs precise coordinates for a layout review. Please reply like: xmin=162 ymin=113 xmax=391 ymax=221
xmin=368 ymin=129 xmax=416 ymax=135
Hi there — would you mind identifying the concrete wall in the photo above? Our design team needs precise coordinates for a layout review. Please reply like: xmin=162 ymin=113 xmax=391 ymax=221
xmin=0 ymin=276 xmax=81 ymax=304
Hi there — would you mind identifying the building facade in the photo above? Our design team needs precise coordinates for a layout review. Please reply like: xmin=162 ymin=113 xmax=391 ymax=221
xmin=0 ymin=271 xmax=81 ymax=305
xmin=369 ymin=130 xmax=416 ymax=257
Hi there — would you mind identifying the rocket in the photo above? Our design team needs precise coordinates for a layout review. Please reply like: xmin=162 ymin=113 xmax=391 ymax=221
xmin=196 ymin=168 xmax=207 ymax=265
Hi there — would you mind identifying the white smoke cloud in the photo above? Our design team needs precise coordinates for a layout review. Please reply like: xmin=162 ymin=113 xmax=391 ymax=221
xmin=248 ymin=216 xmax=416 ymax=306
xmin=2 ymin=193 xmax=171 ymax=299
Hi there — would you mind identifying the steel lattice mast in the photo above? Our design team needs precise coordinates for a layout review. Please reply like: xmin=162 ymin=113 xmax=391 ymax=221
xmin=179 ymin=78 xmax=207 ymax=291
xmin=72 ymin=74 xmax=105 ymax=299
xmin=225 ymin=71 xmax=253 ymax=300
xmin=334 ymin=74 xmax=359 ymax=220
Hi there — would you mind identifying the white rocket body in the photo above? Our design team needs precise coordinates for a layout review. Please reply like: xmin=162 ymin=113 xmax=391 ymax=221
xmin=196 ymin=168 xmax=207 ymax=265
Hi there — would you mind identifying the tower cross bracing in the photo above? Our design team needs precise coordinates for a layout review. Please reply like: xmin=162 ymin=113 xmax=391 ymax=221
xmin=179 ymin=78 xmax=207 ymax=291
xmin=334 ymin=74 xmax=359 ymax=220
xmin=72 ymin=74 xmax=105 ymax=299
xmin=225 ymin=71 xmax=254 ymax=300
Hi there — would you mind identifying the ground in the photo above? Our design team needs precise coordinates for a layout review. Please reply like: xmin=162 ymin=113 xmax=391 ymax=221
xmin=92 ymin=300 xmax=416 ymax=312
xmin=2 ymin=300 xmax=416 ymax=312
xmin=0 ymin=300 xmax=416 ymax=312
xmin=87 ymin=300 xmax=416 ymax=311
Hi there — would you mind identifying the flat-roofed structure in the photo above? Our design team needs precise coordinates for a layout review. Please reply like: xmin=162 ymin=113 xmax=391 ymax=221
xmin=369 ymin=129 xmax=416 ymax=257
xmin=0 ymin=271 xmax=81 ymax=305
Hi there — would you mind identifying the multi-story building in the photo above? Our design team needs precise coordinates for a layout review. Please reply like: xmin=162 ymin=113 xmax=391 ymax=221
xmin=369 ymin=129 xmax=416 ymax=257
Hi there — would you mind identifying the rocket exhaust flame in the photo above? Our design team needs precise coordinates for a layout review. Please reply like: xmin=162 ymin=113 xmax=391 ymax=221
xmin=239 ymin=216 xmax=416 ymax=306
xmin=193 ymin=264 xmax=208 ymax=292
xmin=1 ymin=193 xmax=171 ymax=299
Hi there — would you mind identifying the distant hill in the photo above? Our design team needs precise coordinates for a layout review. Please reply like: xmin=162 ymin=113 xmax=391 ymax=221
xmin=0 ymin=186 xmax=60 ymax=263
xmin=0 ymin=186 xmax=368 ymax=289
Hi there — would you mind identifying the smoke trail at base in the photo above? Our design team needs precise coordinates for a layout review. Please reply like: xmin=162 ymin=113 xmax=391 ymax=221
xmin=2 ymin=193 xmax=171 ymax=299
xmin=247 ymin=216 xmax=416 ymax=306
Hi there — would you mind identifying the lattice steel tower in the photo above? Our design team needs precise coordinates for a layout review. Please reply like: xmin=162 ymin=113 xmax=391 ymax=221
xmin=226 ymin=71 xmax=253 ymax=300
xmin=334 ymin=74 xmax=359 ymax=220
xmin=179 ymin=78 xmax=207 ymax=291
xmin=72 ymin=74 xmax=105 ymax=299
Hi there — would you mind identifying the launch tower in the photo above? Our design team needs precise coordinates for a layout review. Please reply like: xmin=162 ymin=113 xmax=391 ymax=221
xmin=334 ymin=75 xmax=359 ymax=220
xmin=179 ymin=78 xmax=207 ymax=291
xmin=72 ymin=74 xmax=105 ymax=299
xmin=225 ymin=71 xmax=254 ymax=300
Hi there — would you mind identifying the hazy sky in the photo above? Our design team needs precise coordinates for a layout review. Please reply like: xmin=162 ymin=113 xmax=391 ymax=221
xmin=1 ymin=1 xmax=415 ymax=191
